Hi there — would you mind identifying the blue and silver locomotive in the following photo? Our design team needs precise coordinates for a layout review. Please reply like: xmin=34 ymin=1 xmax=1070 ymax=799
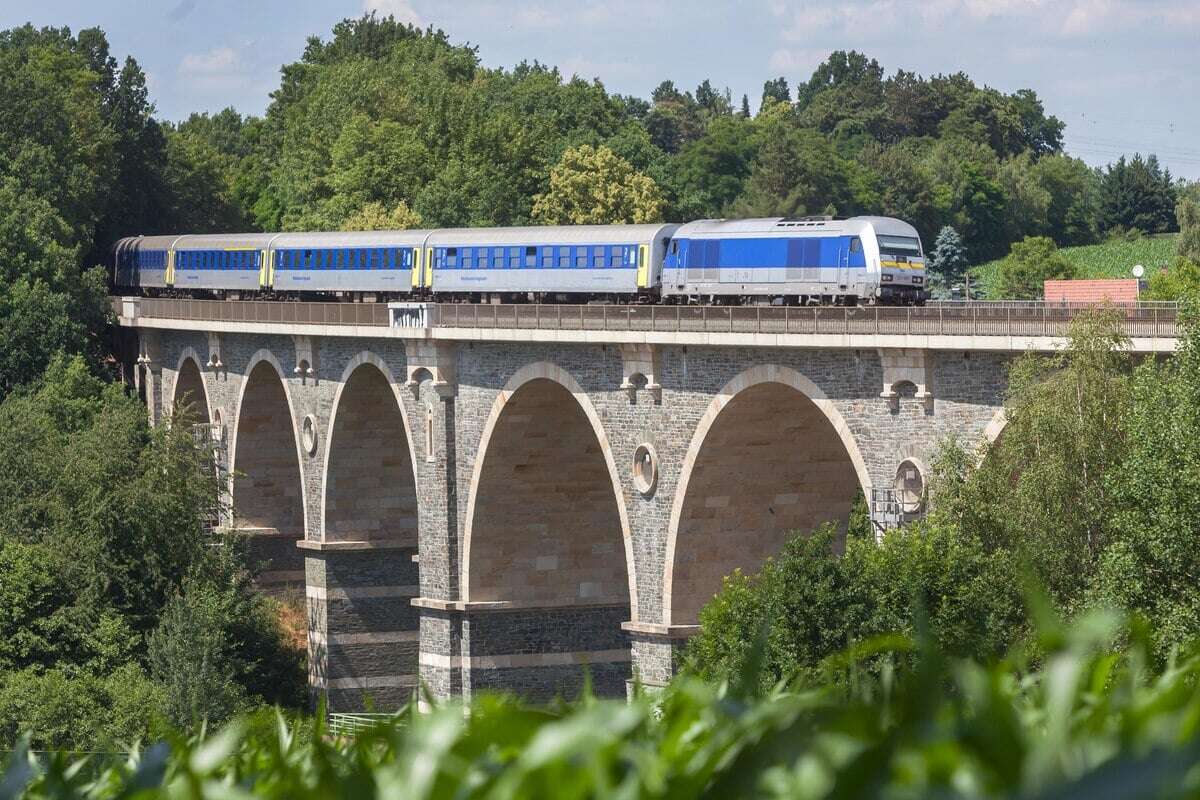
xmin=113 ymin=216 xmax=926 ymax=305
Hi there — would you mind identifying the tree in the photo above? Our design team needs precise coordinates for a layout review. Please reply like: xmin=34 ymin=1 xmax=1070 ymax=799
xmin=340 ymin=200 xmax=422 ymax=231
xmin=1031 ymin=154 xmax=1101 ymax=246
xmin=1177 ymin=183 xmax=1200 ymax=263
xmin=994 ymin=235 xmax=1077 ymax=299
xmin=927 ymin=226 xmax=969 ymax=295
xmin=667 ymin=116 xmax=756 ymax=219
xmin=1094 ymin=308 xmax=1200 ymax=657
xmin=760 ymin=76 xmax=790 ymax=109
xmin=532 ymin=144 xmax=664 ymax=224
xmin=147 ymin=582 xmax=250 ymax=729
xmin=1098 ymin=154 xmax=1178 ymax=234
xmin=1145 ymin=258 xmax=1200 ymax=301
xmin=740 ymin=94 xmax=751 ymax=118
xmin=731 ymin=120 xmax=859 ymax=218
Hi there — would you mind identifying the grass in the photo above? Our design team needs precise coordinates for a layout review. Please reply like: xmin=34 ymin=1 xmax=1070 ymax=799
xmin=971 ymin=233 xmax=1178 ymax=298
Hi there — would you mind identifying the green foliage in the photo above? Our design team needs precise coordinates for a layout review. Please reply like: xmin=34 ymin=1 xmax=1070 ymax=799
xmin=0 ymin=356 xmax=219 ymax=637
xmin=953 ymin=311 xmax=1131 ymax=608
xmin=994 ymin=235 xmax=1077 ymax=299
xmin=1092 ymin=301 xmax=1200 ymax=659
xmin=532 ymin=145 xmax=664 ymax=225
xmin=1098 ymin=153 xmax=1178 ymax=235
xmin=686 ymin=527 xmax=868 ymax=693
xmin=0 ymin=664 xmax=167 ymax=751
xmin=973 ymin=233 xmax=1178 ymax=296
xmin=339 ymin=200 xmax=422 ymax=231
xmin=686 ymin=519 xmax=1024 ymax=694
xmin=1144 ymin=257 xmax=1200 ymax=301
xmin=0 ymin=356 xmax=306 ymax=747
xmin=9 ymin=611 xmax=1200 ymax=798
xmin=1176 ymin=183 xmax=1200 ymax=263
xmin=148 ymin=582 xmax=251 ymax=730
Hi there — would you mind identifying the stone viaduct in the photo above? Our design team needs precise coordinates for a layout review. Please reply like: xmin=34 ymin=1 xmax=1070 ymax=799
xmin=113 ymin=297 xmax=1177 ymax=710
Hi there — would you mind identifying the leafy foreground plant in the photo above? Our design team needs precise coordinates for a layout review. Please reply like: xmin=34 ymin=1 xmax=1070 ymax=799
xmin=5 ymin=611 xmax=1200 ymax=799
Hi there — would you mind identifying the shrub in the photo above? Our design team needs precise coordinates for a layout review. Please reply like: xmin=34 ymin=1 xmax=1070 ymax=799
xmin=0 ymin=664 xmax=167 ymax=750
xmin=994 ymin=235 xmax=1077 ymax=298
xmin=147 ymin=582 xmax=252 ymax=730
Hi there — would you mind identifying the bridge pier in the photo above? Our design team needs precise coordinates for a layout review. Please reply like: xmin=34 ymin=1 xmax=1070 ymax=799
xmin=117 ymin=301 xmax=1061 ymax=710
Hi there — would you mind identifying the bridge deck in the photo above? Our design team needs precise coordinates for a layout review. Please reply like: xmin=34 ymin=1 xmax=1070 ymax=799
xmin=111 ymin=297 xmax=1180 ymax=352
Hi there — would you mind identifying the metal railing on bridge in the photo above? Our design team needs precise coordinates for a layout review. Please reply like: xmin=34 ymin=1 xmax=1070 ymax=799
xmin=430 ymin=301 xmax=1179 ymax=339
xmin=112 ymin=297 xmax=1179 ymax=339
xmin=113 ymin=296 xmax=391 ymax=326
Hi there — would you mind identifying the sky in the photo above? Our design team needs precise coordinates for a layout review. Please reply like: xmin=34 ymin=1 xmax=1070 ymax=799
xmin=2 ymin=0 xmax=1199 ymax=179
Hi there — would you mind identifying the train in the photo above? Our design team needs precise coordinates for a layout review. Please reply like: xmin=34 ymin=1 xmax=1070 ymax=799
xmin=112 ymin=216 xmax=927 ymax=305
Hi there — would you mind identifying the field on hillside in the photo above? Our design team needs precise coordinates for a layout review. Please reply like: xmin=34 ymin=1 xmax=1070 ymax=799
xmin=971 ymin=234 xmax=1179 ymax=298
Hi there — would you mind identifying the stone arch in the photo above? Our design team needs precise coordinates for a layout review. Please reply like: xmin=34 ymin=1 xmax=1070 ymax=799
xmin=320 ymin=352 xmax=418 ymax=543
xmin=170 ymin=349 xmax=211 ymax=425
xmin=462 ymin=362 xmax=637 ymax=616
xmin=663 ymin=365 xmax=871 ymax=626
xmin=229 ymin=350 xmax=306 ymax=536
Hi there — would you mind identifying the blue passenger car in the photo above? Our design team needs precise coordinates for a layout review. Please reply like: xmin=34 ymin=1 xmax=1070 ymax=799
xmin=427 ymin=224 xmax=678 ymax=299
xmin=268 ymin=230 xmax=431 ymax=294
xmin=171 ymin=234 xmax=276 ymax=292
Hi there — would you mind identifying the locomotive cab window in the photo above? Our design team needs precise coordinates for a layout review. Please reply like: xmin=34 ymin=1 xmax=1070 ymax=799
xmin=850 ymin=237 xmax=862 ymax=253
xmin=877 ymin=235 xmax=922 ymax=259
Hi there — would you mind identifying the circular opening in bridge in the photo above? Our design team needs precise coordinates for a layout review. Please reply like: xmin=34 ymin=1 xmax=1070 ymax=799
xmin=633 ymin=443 xmax=658 ymax=497
xmin=301 ymin=415 xmax=318 ymax=455
xmin=894 ymin=459 xmax=925 ymax=514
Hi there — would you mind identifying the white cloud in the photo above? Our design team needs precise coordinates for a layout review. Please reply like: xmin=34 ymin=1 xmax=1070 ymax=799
xmin=180 ymin=46 xmax=238 ymax=75
xmin=362 ymin=0 xmax=422 ymax=26
xmin=178 ymin=47 xmax=257 ymax=94
xmin=768 ymin=47 xmax=827 ymax=74
xmin=515 ymin=5 xmax=566 ymax=28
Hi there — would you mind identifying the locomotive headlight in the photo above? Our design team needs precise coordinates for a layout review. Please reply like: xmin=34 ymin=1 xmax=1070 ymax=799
xmin=913 ymin=276 xmax=923 ymax=284
xmin=881 ymin=274 xmax=893 ymax=282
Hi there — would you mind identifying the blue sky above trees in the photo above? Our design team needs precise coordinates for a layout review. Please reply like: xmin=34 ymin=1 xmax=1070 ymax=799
xmin=4 ymin=0 xmax=1199 ymax=179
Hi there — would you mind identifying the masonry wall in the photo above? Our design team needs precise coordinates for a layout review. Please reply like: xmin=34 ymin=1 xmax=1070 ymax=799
xmin=670 ymin=380 xmax=860 ymax=625
xmin=147 ymin=328 xmax=1009 ymax=708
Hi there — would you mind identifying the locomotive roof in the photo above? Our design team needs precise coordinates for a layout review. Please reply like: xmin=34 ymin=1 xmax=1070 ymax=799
xmin=673 ymin=216 xmax=919 ymax=238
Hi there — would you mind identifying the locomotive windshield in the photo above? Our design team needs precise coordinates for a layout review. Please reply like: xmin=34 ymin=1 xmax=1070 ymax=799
xmin=877 ymin=234 xmax=923 ymax=259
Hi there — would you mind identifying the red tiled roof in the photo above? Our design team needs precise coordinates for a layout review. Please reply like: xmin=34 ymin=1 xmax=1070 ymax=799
xmin=1043 ymin=279 xmax=1140 ymax=304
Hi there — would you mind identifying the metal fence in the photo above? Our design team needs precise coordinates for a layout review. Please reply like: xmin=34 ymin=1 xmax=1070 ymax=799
xmin=113 ymin=296 xmax=390 ymax=326
xmin=327 ymin=712 xmax=403 ymax=738
xmin=431 ymin=301 xmax=1179 ymax=339
xmin=113 ymin=297 xmax=1179 ymax=339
